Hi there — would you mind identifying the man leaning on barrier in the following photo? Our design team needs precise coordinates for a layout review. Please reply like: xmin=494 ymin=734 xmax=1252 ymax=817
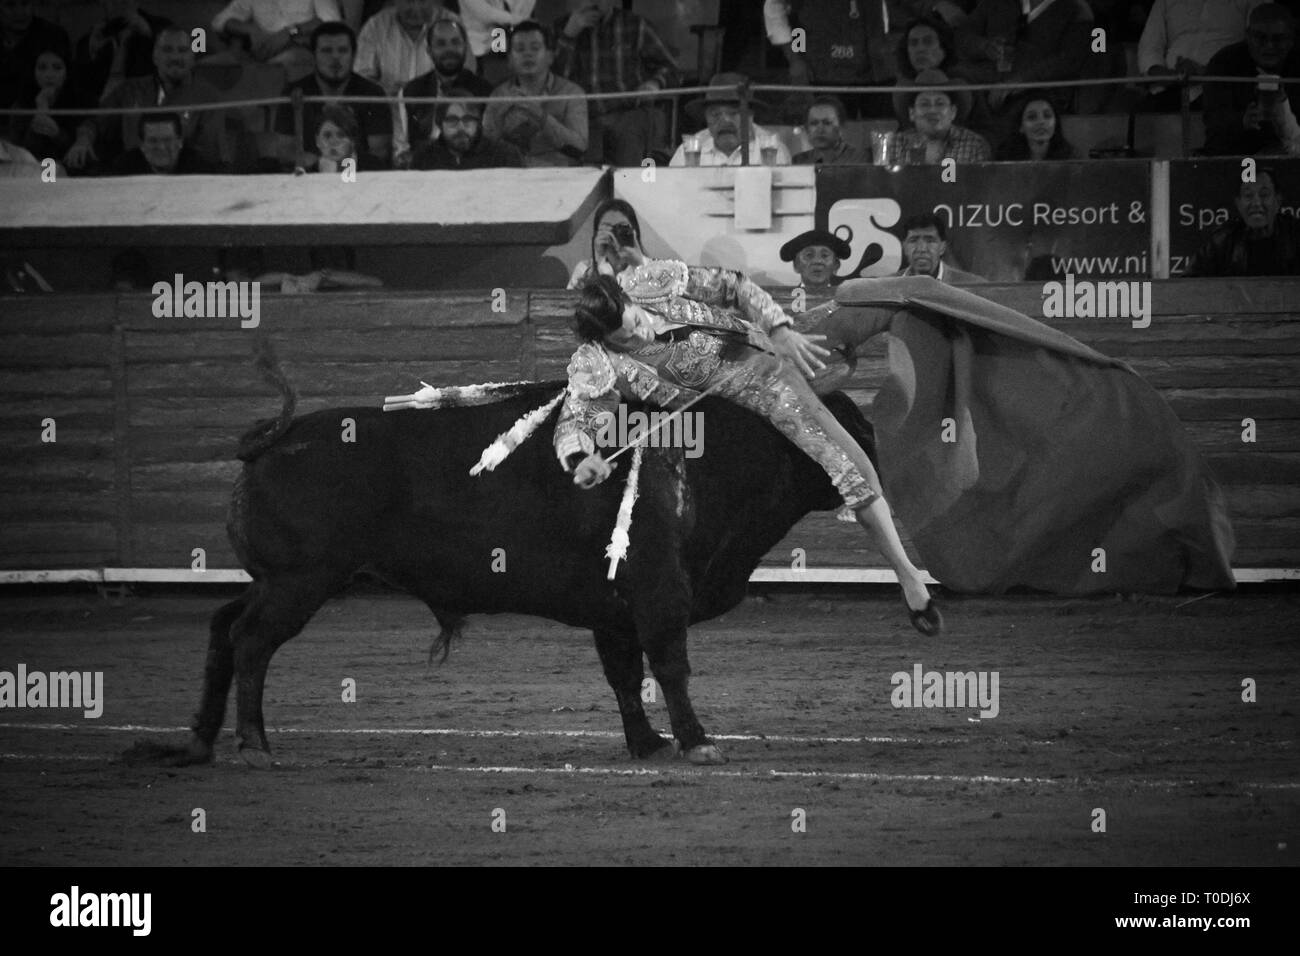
xmin=1184 ymin=166 xmax=1300 ymax=276
xmin=111 ymin=110 xmax=211 ymax=175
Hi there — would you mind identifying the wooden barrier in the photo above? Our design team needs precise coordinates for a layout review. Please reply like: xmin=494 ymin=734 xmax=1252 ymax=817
xmin=1 ymin=280 xmax=1297 ymax=576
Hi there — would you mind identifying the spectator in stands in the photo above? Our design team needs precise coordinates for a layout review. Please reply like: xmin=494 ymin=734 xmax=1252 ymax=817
xmin=780 ymin=229 xmax=852 ymax=292
xmin=74 ymin=1 xmax=170 ymax=102
xmin=668 ymin=72 xmax=792 ymax=166
xmin=356 ymin=0 xmax=471 ymax=95
xmin=296 ymin=102 xmax=382 ymax=172
xmin=1137 ymin=0 xmax=1263 ymax=110
xmin=461 ymin=0 xmax=536 ymax=86
xmin=277 ymin=21 xmax=390 ymax=169
xmin=793 ymin=96 xmax=871 ymax=165
xmin=954 ymin=0 xmax=1095 ymax=113
xmin=551 ymin=0 xmax=679 ymax=166
xmin=1185 ymin=167 xmax=1300 ymax=275
xmin=67 ymin=25 xmax=224 ymax=172
xmin=112 ymin=111 xmax=212 ymax=174
xmin=214 ymin=0 xmax=343 ymax=82
xmin=893 ymin=211 xmax=985 ymax=282
xmin=896 ymin=13 xmax=963 ymax=83
xmin=763 ymin=0 xmax=895 ymax=118
xmin=6 ymin=46 xmax=94 ymax=169
xmin=483 ymin=20 xmax=587 ymax=167
xmin=1203 ymin=4 xmax=1300 ymax=155
xmin=895 ymin=69 xmax=991 ymax=164
xmin=393 ymin=17 xmax=491 ymax=167
xmin=411 ymin=91 xmax=525 ymax=168
xmin=566 ymin=197 xmax=646 ymax=289
xmin=995 ymin=94 xmax=1078 ymax=159
xmin=1 ymin=0 xmax=71 ymax=109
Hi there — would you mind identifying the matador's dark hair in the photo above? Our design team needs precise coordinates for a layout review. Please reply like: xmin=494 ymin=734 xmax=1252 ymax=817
xmin=572 ymin=274 xmax=626 ymax=342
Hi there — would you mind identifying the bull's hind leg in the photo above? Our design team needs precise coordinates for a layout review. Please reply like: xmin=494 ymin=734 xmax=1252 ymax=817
xmin=231 ymin=571 xmax=345 ymax=768
xmin=592 ymin=628 xmax=672 ymax=759
xmin=184 ymin=591 xmax=252 ymax=763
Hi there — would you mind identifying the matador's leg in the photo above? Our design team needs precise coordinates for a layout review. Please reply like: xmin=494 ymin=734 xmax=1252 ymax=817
xmin=716 ymin=353 xmax=940 ymax=633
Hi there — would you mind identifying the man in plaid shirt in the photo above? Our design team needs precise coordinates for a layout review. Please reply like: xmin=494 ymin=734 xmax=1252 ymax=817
xmin=552 ymin=0 xmax=679 ymax=165
xmin=895 ymin=68 xmax=991 ymax=166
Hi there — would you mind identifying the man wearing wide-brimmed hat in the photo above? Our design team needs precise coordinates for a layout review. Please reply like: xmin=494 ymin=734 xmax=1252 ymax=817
xmin=894 ymin=68 xmax=990 ymax=166
xmin=779 ymin=228 xmax=851 ymax=291
xmin=668 ymin=72 xmax=791 ymax=166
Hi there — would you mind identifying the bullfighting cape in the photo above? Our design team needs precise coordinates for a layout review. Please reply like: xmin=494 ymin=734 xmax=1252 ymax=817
xmin=810 ymin=275 xmax=1236 ymax=595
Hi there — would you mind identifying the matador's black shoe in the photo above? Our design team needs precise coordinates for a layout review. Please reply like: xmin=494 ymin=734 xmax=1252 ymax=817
xmin=906 ymin=596 xmax=944 ymax=636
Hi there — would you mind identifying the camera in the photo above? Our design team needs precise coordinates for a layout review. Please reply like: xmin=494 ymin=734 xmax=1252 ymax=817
xmin=611 ymin=223 xmax=636 ymax=248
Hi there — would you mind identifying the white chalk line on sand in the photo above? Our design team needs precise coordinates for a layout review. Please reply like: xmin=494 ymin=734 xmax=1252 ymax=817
xmin=1 ymin=750 xmax=1297 ymax=791
xmin=2 ymin=722 xmax=1294 ymax=750
xmin=0 ymin=722 xmax=969 ymax=746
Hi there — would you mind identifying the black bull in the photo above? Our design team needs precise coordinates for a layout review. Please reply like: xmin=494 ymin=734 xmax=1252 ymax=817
xmin=163 ymin=351 xmax=878 ymax=768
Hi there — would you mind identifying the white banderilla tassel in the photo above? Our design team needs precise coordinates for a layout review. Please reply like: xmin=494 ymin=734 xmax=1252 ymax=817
xmin=605 ymin=442 xmax=643 ymax=580
xmin=469 ymin=390 xmax=566 ymax=476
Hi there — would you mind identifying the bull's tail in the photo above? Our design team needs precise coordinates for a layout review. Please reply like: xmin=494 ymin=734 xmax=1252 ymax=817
xmin=236 ymin=336 xmax=297 ymax=462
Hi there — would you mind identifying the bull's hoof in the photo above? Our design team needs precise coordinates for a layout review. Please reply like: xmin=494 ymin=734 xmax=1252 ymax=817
xmin=239 ymin=747 xmax=274 ymax=770
xmin=680 ymin=742 xmax=728 ymax=765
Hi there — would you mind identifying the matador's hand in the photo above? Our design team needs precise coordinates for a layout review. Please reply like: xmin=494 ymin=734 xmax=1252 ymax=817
xmin=771 ymin=325 xmax=830 ymax=378
xmin=573 ymin=454 xmax=612 ymax=489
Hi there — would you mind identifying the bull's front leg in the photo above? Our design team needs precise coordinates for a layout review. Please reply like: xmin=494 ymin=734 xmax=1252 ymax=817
xmin=631 ymin=582 xmax=727 ymax=766
xmin=592 ymin=627 xmax=673 ymax=759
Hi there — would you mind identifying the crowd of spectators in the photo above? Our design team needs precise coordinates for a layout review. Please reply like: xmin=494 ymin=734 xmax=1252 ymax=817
xmin=6 ymin=0 xmax=1300 ymax=176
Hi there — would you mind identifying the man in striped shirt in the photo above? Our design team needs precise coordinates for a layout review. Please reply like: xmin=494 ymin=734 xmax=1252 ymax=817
xmin=551 ymin=0 xmax=678 ymax=166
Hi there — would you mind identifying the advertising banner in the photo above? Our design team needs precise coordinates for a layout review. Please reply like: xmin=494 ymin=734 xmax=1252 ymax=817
xmin=815 ymin=161 xmax=1153 ymax=282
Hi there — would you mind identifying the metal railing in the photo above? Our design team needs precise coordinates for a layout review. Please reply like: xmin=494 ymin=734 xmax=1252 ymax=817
xmin=0 ymin=73 xmax=1294 ymax=165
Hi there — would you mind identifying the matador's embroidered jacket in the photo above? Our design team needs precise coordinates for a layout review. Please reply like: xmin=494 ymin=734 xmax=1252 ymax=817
xmin=553 ymin=260 xmax=794 ymax=469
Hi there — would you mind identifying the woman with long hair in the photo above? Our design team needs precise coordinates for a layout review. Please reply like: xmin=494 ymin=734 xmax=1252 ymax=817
xmin=556 ymin=226 xmax=943 ymax=635
xmin=995 ymin=95 xmax=1076 ymax=161
xmin=7 ymin=45 xmax=93 ymax=170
